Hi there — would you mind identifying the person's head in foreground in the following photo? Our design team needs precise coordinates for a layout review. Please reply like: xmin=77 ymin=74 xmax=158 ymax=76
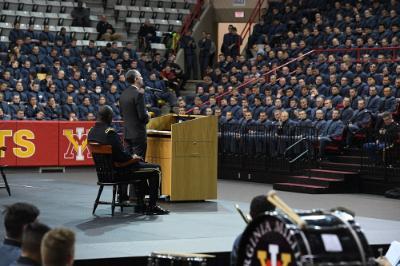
xmin=41 ymin=228 xmax=76 ymax=266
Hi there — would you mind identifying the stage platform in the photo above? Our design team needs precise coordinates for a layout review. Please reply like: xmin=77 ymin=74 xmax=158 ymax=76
xmin=0 ymin=168 xmax=399 ymax=264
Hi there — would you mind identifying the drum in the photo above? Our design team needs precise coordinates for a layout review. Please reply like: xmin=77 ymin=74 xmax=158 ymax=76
xmin=148 ymin=252 xmax=215 ymax=266
xmin=236 ymin=210 xmax=374 ymax=266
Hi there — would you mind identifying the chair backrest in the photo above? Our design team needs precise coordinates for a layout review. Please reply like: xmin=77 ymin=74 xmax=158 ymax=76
xmin=88 ymin=142 xmax=116 ymax=183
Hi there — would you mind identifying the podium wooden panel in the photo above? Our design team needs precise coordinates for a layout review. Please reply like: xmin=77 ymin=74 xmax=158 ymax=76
xmin=146 ymin=114 xmax=217 ymax=201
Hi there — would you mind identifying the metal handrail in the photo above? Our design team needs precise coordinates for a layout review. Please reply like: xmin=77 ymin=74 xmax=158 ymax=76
xmin=284 ymin=137 xmax=307 ymax=160
xmin=237 ymin=0 xmax=266 ymax=55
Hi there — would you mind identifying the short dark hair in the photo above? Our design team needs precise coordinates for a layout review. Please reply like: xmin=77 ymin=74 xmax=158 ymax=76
xmin=97 ymin=105 xmax=113 ymax=124
xmin=249 ymin=195 xmax=275 ymax=219
xmin=3 ymin=202 xmax=40 ymax=239
xmin=22 ymin=222 xmax=50 ymax=256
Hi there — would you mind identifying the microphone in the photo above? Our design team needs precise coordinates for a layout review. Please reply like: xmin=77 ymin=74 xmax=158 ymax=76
xmin=145 ymin=86 xmax=163 ymax=93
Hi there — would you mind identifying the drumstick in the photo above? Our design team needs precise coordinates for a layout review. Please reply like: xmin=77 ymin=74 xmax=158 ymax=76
xmin=267 ymin=190 xmax=306 ymax=229
xmin=235 ymin=204 xmax=251 ymax=224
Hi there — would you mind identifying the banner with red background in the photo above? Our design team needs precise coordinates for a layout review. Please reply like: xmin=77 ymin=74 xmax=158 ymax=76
xmin=0 ymin=121 xmax=95 ymax=167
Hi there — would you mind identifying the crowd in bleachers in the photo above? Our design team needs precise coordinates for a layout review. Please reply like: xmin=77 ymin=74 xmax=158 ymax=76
xmin=1 ymin=0 xmax=400 ymax=143
xmin=177 ymin=0 xmax=400 ymax=157
xmin=0 ymin=17 xmax=181 ymax=121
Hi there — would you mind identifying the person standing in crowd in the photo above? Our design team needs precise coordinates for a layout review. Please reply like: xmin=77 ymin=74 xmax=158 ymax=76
xmin=363 ymin=112 xmax=400 ymax=162
xmin=119 ymin=70 xmax=149 ymax=158
xmin=41 ymin=228 xmax=75 ymax=266
xmin=208 ymin=33 xmax=216 ymax=67
xmin=180 ymin=30 xmax=197 ymax=80
xmin=0 ymin=203 xmax=40 ymax=266
xmin=96 ymin=15 xmax=122 ymax=41
xmin=221 ymin=25 xmax=234 ymax=57
xmin=13 ymin=222 xmax=50 ymax=266
xmin=138 ymin=19 xmax=156 ymax=52
xmin=198 ymin=32 xmax=211 ymax=78
xmin=71 ymin=1 xmax=91 ymax=27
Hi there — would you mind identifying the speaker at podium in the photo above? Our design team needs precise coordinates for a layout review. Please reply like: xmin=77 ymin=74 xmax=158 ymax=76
xmin=146 ymin=114 xmax=218 ymax=201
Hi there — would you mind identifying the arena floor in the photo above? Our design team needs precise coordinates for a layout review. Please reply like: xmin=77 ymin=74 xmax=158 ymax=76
xmin=0 ymin=168 xmax=399 ymax=260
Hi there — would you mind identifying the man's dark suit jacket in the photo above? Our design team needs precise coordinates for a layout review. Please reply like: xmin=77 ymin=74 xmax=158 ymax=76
xmin=119 ymin=85 xmax=149 ymax=143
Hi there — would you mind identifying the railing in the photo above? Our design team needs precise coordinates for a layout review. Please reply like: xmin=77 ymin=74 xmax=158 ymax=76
xmin=313 ymin=46 xmax=400 ymax=63
xmin=237 ymin=0 xmax=266 ymax=55
xmin=218 ymin=124 xmax=319 ymax=174
xmin=180 ymin=0 xmax=204 ymax=36
xmin=360 ymin=132 xmax=400 ymax=182
xmin=186 ymin=49 xmax=315 ymax=114
xmin=284 ymin=137 xmax=313 ymax=176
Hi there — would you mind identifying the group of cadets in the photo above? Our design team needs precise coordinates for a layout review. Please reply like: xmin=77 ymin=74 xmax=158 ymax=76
xmin=0 ymin=22 xmax=179 ymax=121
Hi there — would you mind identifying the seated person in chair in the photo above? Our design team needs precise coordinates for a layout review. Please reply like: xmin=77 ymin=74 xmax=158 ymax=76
xmin=88 ymin=105 xmax=169 ymax=215
xmin=318 ymin=109 xmax=344 ymax=160
xmin=363 ymin=112 xmax=400 ymax=163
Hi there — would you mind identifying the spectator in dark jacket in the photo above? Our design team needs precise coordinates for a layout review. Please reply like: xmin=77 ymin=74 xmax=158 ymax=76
xmin=96 ymin=15 xmax=122 ymax=41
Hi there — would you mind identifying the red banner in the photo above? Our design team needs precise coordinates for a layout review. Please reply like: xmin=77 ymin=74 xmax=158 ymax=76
xmin=0 ymin=121 xmax=95 ymax=167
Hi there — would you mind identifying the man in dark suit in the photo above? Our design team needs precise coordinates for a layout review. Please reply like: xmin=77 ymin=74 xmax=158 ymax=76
xmin=119 ymin=70 xmax=150 ymax=158
xmin=88 ymin=105 xmax=169 ymax=215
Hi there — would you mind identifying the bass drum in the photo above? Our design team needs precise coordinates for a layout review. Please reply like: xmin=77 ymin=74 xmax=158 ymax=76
xmin=236 ymin=210 xmax=373 ymax=266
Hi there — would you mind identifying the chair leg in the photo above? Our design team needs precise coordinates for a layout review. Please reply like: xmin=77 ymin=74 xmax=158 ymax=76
xmin=118 ymin=185 xmax=123 ymax=213
xmin=111 ymin=185 xmax=116 ymax=216
xmin=0 ymin=167 xmax=10 ymax=196
xmin=93 ymin=185 xmax=104 ymax=215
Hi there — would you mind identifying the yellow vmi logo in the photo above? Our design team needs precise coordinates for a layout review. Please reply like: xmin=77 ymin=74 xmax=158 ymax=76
xmin=63 ymin=128 xmax=91 ymax=161
xmin=257 ymin=244 xmax=292 ymax=266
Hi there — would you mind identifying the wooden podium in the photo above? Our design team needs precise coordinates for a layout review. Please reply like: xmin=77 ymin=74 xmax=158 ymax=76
xmin=146 ymin=114 xmax=217 ymax=201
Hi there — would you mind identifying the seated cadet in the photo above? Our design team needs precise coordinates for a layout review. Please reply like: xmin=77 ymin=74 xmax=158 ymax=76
xmin=88 ymin=105 xmax=169 ymax=215
xmin=251 ymin=96 xmax=264 ymax=120
xmin=318 ymin=109 xmax=344 ymax=160
xmin=340 ymin=97 xmax=354 ymax=125
xmin=78 ymin=97 xmax=96 ymax=120
xmin=323 ymin=99 xmax=334 ymax=120
xmin=345 ymin=99 xmax=372 ymax=147
xmin=297 ymin=110 xmax=312 ymax=127
xmin=366 ymin=86 xmax=382 ymax=114
xmin=329 ymin=85 xmax=343 ymax=108
xmin=219 ymin=111 xmax=237 ymax=125
xmin=256 ymin=111 xmax=272 ymax=128
xmin=379 ymin=87 xmax=397 ymax=113
xmin=312 ymin=109 xmax=327 ymax=134
xmin=240 ymin=111 xmax=256 ymax=126
xmin=363 ymin=112 xmax=400 ymax=162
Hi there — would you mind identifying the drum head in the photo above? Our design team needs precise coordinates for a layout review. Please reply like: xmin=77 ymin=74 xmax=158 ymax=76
xmin=236 ymin=213 xmax=301 ymax=266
